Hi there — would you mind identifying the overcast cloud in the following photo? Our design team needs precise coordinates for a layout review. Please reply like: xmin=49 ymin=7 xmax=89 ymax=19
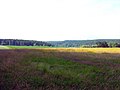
xmin=0 ymin=0 xmax=120 ymax=41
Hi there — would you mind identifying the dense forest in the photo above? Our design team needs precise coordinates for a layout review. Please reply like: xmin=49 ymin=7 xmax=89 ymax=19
xmin=48 ymin=39 xmax=120 ymax=47
xmin=0 ymin=39 xmax=53 ymax=46
xmin=1 ymin=39 xmax=120 ymax=47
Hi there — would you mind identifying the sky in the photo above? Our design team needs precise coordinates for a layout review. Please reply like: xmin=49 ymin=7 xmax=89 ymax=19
xmin=0 ymin=0 xmax=120 ymax=41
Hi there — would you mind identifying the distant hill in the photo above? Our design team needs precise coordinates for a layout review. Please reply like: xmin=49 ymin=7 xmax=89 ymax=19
xmin=48 ymin=39 xmax=120 ymax=47
xmin=1 ymin=39 xmax=120 ymax=47
xmin=0 ymin=39 xmax=53 ymax=46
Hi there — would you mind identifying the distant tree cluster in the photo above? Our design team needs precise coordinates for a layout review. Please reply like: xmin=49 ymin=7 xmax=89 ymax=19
xmin=96 ymin=42 xmax=109 ymax=47
xmin=96 ymin=42 xmax=120 ymax=48
xmin=82 ymin=42 xmax=120 ymax=48
xmin=0 ymin=39 xmax=53 ymax=46
xmin=48 ymin=39 xmax=120 ymax=48
xmin=109 ymin=43 xmax=120 ymax=47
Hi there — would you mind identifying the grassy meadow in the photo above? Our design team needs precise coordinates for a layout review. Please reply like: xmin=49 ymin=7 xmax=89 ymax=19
xmin=0 ymin=47 xmax=120 ymax=90
xmin=7 ymin=46 xmax=52 ymax=49
xmin=0 ymin=46 xmax=9 ymax=49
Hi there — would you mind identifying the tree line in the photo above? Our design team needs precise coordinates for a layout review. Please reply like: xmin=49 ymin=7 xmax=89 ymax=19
xmin=0 ymin=39 xmax=120 ymax=48
xmin=48 ymin=39 xmax=120 ymax=47
xmin=0 ymin=39 xmax=53 ymax=46
xmin=82 ymin=41 xmax=120 ymax=48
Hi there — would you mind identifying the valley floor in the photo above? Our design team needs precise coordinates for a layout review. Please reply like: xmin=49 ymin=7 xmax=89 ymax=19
xmin=0 ymin=48 xmax=120 ymax=90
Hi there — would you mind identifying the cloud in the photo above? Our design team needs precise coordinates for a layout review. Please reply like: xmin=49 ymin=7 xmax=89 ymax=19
xmin=0 ymin=0 xmax=120 ymax=41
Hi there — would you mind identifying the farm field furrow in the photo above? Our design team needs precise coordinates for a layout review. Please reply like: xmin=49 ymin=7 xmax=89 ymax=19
xmin=0 ymin=48 xmax=120 ymax=90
